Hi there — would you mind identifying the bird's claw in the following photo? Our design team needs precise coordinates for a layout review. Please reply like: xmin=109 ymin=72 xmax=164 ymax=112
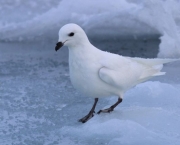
xmin=78 ymin=111 xmax=94 ymax=123
xmin=97 ymin=107 xmax=114 ymax=114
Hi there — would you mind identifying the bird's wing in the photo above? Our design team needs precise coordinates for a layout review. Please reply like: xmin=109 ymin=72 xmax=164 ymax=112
xmin=98 ymin=52 xmax=171 ymax=89
xmin=98 ymin=54 xmax=144 ymax=89
xmin=127 ymin=57 xmax=179 ymax=66
xmin=126 ymin=57 xmax=180 ymax=79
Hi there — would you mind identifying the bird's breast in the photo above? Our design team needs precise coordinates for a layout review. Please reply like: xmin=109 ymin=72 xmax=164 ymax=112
xmin=68 ymin=54 xmax=110 ymax=97
xmin=69 ymin=57 xmax=97 ymax=89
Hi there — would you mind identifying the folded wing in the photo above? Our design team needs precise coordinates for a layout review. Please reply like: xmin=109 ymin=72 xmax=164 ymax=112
xmin=98 ymin=55 xmax=178 ymax=90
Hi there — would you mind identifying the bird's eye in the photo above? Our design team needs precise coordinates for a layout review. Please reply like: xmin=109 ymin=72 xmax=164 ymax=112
xmin=68 ymin=32 xmax=74 ymax=37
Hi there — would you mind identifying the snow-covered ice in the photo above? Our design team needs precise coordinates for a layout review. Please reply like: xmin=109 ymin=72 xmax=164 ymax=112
xmin=0 ymin=41 xmax=180 ymax=145
xmin=0 ymin=0 xmax=180 ymax=145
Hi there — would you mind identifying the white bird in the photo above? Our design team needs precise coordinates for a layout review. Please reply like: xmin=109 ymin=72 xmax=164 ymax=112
xmin=55 ymin=23 xmax=178 ymax=123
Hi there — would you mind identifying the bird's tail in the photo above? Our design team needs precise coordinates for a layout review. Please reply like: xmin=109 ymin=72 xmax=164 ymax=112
xmin=131 ymin=58 xmax=180 ymax=83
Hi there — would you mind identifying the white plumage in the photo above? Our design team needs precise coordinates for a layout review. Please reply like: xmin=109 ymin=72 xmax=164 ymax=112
xmin=55 ymin=23 xmax=178 ymax=123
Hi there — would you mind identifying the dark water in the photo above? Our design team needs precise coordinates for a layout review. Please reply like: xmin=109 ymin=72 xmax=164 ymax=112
xmin=91 ymin=38 xmax=160 ymax=58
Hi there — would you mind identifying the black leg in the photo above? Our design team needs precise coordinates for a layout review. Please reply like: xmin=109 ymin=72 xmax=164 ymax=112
xmin=79 ymin=98 xmax=98 ymax=123
xmin=97 ymin=98 xmax=122 ymax=114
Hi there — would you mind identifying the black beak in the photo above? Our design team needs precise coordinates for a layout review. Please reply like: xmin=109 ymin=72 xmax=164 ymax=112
xmin=55 ymin=42 xmax=63 ymax=51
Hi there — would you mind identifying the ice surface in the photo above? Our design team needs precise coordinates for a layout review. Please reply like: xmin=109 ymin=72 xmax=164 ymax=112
xmin=0 ymin=42 xmax=180 ymax=145
xmin=1 ymin=1 xmax=180 ymax=144
xmin=0 ymin=0 xmax=180 ymax=57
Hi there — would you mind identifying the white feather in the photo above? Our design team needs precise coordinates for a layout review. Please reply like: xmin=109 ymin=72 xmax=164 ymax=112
xmin=58 ymin=23 xmax=179 ymax=98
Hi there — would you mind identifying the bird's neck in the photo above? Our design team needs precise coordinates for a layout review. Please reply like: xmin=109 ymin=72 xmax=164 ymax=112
xmin=68 ymin=42 xmax=99 ymax=63
xmin=68 ymin=41 xmax=96 ymax=53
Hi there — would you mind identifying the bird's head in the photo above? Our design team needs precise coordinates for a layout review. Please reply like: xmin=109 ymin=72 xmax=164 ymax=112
xmin=55 ymin=23 xmax=89 ymax=51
